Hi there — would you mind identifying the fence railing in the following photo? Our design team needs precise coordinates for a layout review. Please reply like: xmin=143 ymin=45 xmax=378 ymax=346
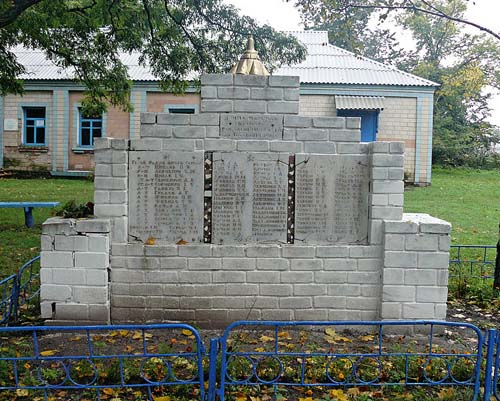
xmin=0 ymin=255 xmax=40 ymax=325
xmin=1 ymin=320 xmax=500 ymax=401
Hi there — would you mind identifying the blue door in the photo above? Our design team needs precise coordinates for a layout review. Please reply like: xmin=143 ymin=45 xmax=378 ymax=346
xmin=337 ymin=110 xmax=379 ymax=142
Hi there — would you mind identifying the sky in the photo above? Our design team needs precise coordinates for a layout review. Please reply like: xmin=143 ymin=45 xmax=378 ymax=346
xmin=225 ymin=0 xmax=500 ymax=126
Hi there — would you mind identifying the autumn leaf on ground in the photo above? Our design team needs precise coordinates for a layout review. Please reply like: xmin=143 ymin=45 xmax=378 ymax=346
xmin=278 ymin=331 xmax=292 ymax=340
xmin=40 ymin=350 xmax=57 ymax=356
xmin=254 ymin=347 xmax=265 ymax=352
xmin=132 ymin=331 xmax=143 ymax=340
xmin=359 ymin=335 xmax=375 ymax=342
xmin=298 ymin=397 xmax=313 ymax=401
xmin=145 ymin=237 xmax=156 ymax=245
xmin=260 ymin=335 xmax=274 ymax=343
xmin=182 ymin=329 xmax=195 ymax=338
xmin=329 ymin=389 xmax=348 ymax=401
xmin=234 ymin=392 xmax=247 ymax=401
xmin=16 ymin=389 xmax=29 ymax=397
xmin=176 ymin=239 xmax=188 ymax=245
xmin=153 ymin=396 xmax=171 ymax=401
xmin=102 ymin=388 xmax=114 ymax=396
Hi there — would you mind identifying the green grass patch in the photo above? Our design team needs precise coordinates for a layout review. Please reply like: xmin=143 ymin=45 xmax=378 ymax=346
xmin=0 ymin=178 xmax=93 ymax=277
xmin=404 ymin=167 xmax=500 ymax=245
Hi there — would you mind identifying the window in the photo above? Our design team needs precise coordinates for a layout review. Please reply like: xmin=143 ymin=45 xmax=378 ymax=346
xmin=168 ymin=107 xmax=196 ymax=114
xmin=24 ymin=108 xmax=46 ymax=146
xmin=79 ymin=112 xmax=102 ymax=147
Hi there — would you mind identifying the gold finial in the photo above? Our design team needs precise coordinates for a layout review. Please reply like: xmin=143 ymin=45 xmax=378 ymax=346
xmin=229 ymin=35 xmax=269 ymax=76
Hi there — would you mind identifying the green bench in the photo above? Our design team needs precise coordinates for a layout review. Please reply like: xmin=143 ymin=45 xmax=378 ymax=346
xmin=0 ymin=202 xmax=60 ymax=228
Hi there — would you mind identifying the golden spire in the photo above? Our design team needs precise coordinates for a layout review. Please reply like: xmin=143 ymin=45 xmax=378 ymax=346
xmin=229 ymin=35 xmax=270 ymax=76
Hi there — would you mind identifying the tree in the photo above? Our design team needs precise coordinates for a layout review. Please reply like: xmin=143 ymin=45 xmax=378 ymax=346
xmin=0 ymin=0 xmax=306 ymax=115
xmin=295 ymin=0 xmax=500 ymax=167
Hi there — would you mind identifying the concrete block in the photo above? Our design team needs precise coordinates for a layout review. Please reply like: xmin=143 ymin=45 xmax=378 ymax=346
xmin=201 ymin=86 xmax=217 ymax=99
xmin=94 ymin=137 xmax=111 ymax=150
xmin=94 ymin=190 xmax=110 ymax=204
xmin=234 ymin=74 xmax=267 ymax=87
xmin=54 ymin=235 xmax=87 ymax=252
xmin=283 ymin=128 xmax=296 ymax=140
xmin=188 ymin=258 xmax=222 ymax=270
xmin=304 ymin=142 xmax=336 ymax=154
xmin=337 ymin=143 xmax=369 ymax=154
xmin=221 ymin=258 xmax=256 ymax=271
xmin=416 ymin=286 xmax=448 ymax=303
xmin=384 ymin=234 xmax=405 ymax=251
xmin=370 ymin=142 xmax=390 ymax=154
xmin=206 ymin=126 xmax=220 ymax=138
xmin=296 ymin=129 xmax=328 ymax=141
xmin=405 ymin=235 xmax=439 ymax=251
xmin=357 ymin=259 xmax=382 ymax=271
xmin=284 ymin=115 xmax=312 ymax=128
xmin=388 ymin=168 xmax=404 ymax=180
xmin=256 ymin=258 xmax=289 ymax=270
xmin=381 ymin=303 xmax=401 ymax=319
xmin=316 ymin=247 xmax=349 ymax=258
xmin=41 ymin=284 xmax=72 ymax=301
xmin=160 ymin=258 xmax=188 ymax=269
xmin=141 ymin=125 xmax=171 ymax=139
xmin=144 ymin=245 xmax=177 ymax=257
xmin=371 ymin=180 xmax=404 ymax=194
xmin=349 ymin=246 xmax=383 ymax=258
xmin=86 ymin=269 xmax=107 ymax=286
xmin=383 ymin=286 xmax=415 ymax=302
xmin=94 ymin=149 xmax=113 ymax=163
xmin=329 ymin=129 xmax=361 ymax=142
xmin=246 ymin=297 xmax=278 ymax=309
xmin=294 ymin=284 xmax=327 ymax=296
xmin=140 ymin=112 xmax=156 ymax=124
xmin=161 ymin=139 xmax=195 ymax=151
xmin=385 ymin=251 xmax=418 ymax=268
xmin=384 ymin=220 xmax=418 ymax=234
xmin=233 ymin=100 xmax=266 ymax=113
xmin=130 ymin=138 xmax=162 ymax=151
xmin=226 ymin=284 xmax=259 ymax=295
xmin=212 ymin=246 xmax=246 ymax=257
xmin=371 ymin=206 xmax=403 ymax=220
xmin=260 ymin=284 xmax=293 ymax=296
xmin=55 ymin=303 xmax=89 ymax=320
xmin=42 ymin=218 xmax=77 ymax=236
xmin=291 ymin=259 xmax=323 ymax=270
xmin=371 ymin=168 xmax=389 ymax=180
xmin=439 ymin=235 xmax=451 ymax=252
xmin=201 ymin=100 xmax=232 ymax=112
xmin=41 ymin=235 xmax=54 ymax=251
xmin=347 ymin=272 xmax=381 ymax=284
xmin=270 ymin=141 xmax=303 ymax=152
xmin=280 ymin=297 xmax=312 ymax=309
xmin=73 ymin=286 xmax=108 ymax=304
xmin=94 ymin=204 xmax=127 ymax=218
xmin=390 ymin=142 xmax=405 ymax=154
xmin=312 ymin=117 xmax=344 ymax=129
xmin=178 ymin=245 xmax=211 ymax=257
xmin=262 ymin=309 xmax=293 ymax=320
xmin=212 ymin=297 xmax=245 ymax=309
xmin=402 ymin=303 xmax=435 ymax=319
xmin=388 ymin=194 xmax=404 ymax=207
xmin=315 ymin=272 xmax=347 ymax=284
xmin=327 ymin=284 xmax=360 ymax=296
xmin=171 ymin=126 xmax=205 ymax=139
xmin=191 ymin=113 xmax=219 ymax=126
xmin=346 ymin=117 xmax=361 ymax=129
xmin=323 ymin=259 xmax=357 ymax=271
xmin=76 ymin=219 xmax=111 ymax=233
xmin=190 ymin=285 xmax=225 ymax=297
xmin=369 ymin=220 xmax=383 ymax=245
xmin=218 ymin=87 xmax=249 ymax=99
xmin=284 ymin=88 xmax=299 ymax=101
xmin=41 ymin=251 xmax=73 ymax=268
xmin=370 ymin=194 xmax=388 ymax=206
xmin=95 ymin=164 xmax=111 ymax=177
xmin=281 ymin=271 xmax=313 ymax=283
xmin=246 ymin=271 xmax=280 ymax=283
xmin=346 ymin=297 xmax=378 ymax=310
xmin=267 ymin=101 xmax=299 ymax=114
xmin=201 ymin=74 xmax=233 ymax=86
xmin=314 ymin=296 xmax=346 ymax=308
xmin=282 ymin=246 xmax=315 ymax=258
xmin=74 ymin=252 xmax=109 ymax=268
xmin=404 ymin=269 xmax=437 ymax=285
xmin=204 ymin=139 xmax=235 ymax=151
xmin=435 ymin=303 xmax=447 ymax=319
xmin=236 ymin=140 xmax=269 ymax=151
xmin=213 ymin=271 xmax=245 ymax=283
xmin=418 ymin=252 xmax=449 ymax=269
xmin=269 ymin=75 xmax=300 ymax=88
xmin=112 ymin=217 xmax=127 ymax=243
xmin=372 ymin=154 xmax=404 ymax=167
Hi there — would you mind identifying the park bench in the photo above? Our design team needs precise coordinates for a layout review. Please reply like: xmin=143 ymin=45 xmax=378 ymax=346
xmin=0 ymin=202 xmax=60 ymax=228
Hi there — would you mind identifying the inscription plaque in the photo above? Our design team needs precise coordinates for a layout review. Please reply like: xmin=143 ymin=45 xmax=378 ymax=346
xmin=128 ymin=151 xmax=204 ymax=243
xmin=295 ymin=154 xmax=369 ymax=244
xmin=220 ymin=114 xmax=283 ymax=139
xmin=212 ymin=152 xmax=288 ymax=244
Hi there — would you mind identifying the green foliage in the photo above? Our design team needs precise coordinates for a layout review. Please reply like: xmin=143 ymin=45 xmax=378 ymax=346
xmin=54 ymin=200 xmax=94 ymax=218
xmin=0 ymin=0 xmax=306 ymax=114
xmin=296 ymin=0 xmax=500 ymax=168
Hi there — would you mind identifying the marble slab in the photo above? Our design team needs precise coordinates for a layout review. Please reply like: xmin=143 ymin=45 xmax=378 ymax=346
xmin=220 ymin=114 xmax=283 ymax=139
xmin=128 ymin=151 xmax=204 ymax=243
xmin=212 ymin=152 xmax=288 ymax=244
xmin=294 ymin=154 xmax=369 ymax=244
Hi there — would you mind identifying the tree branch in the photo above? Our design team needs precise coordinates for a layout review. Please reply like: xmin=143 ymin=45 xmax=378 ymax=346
xmin=334 ymin=1 xmax=500 ymax=41
xmin=0 ymin=0 xmax=42 ymax=28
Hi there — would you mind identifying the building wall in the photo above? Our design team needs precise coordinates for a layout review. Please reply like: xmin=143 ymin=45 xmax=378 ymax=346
xmin=2 ymin=91 xmax=54 ymax=171
xmin=146 ymin=92 xmax=200 ymax=113
xmin=299 ymin=94 xmax=428 ymax=183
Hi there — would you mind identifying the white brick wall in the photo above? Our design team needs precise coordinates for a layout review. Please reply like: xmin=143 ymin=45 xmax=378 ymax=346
xmin=40 ymin=217 xmax=111 ymax=325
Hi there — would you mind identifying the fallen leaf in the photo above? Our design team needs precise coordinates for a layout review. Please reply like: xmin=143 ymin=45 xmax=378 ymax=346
xmin=16 ymin=389 xmax=29 ymax=397
xmin=102 ymin=388 xmax=114 ymax=395
xmin=329 ymin=389 xmax=348 ymax=401
xmin=40 ymin=350 xmax=57 ymax=356
xmin=359 ymin=335 xmax=374 ymax=342
xmin=254 ymin=347 xmax=265 ymax=352
xmin=234 ymin=392 xmax=247 ymax=401
xmin=153 ymin=397 xmax=171 ymax=401
xmin=176 ymin=239 xmax=188 ymax=245
xmin=260 ymin=335 xmax=274 ymax=343
xmin=145 ymin=237 xmax=156 ymax=245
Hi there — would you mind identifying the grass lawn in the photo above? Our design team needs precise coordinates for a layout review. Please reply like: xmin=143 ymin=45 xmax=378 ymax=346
xmin=0 ymin=178 xmax=93 ymax=277
xmin=0 ymin=167 xmax=498 ymax=279
xmin=404 ymin=167 xmax=500 ymax=245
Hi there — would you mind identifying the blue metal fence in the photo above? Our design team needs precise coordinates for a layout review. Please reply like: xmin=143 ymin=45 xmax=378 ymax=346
xmin=1 ymin=319 xmax=500 ymax=400
xmin=449 ymin=244 xmax=496 ymax=280
xmin=0 ymin=255 xmax=40 ymax=325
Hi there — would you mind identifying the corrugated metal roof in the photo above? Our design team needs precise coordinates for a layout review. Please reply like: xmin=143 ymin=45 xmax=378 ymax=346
xmin=335 ymin=95 xmax=385 ymax=110
xmin=12 ymin=31 xmax=438 ymax=87
xmin=276 ymin=31 xmax=438 ymax=87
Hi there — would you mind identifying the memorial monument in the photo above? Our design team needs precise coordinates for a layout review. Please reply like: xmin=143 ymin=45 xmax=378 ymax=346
xmin=40 ymin=38 xmax=451 ymax=327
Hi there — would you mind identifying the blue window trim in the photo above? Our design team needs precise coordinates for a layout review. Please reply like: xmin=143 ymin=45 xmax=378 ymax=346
xmin=23 ymin=107 xmax=47 ymax=146
xmin=72 ymin=103 xmax=107 ymax=150
xmin=164 ymin=104 xmax=199 ymax=114
xmin=79 ymin=115 xmax=103 ymax=148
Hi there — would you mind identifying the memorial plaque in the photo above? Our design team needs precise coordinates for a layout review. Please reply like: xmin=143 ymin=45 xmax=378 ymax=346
xmin=295 ymin=154 xmax=369 ymax=244
xmin=212 ymin=152 xmax=288 ymax=244
xmin=128 ymin=151 xmax=204 ymax=243
xmin=220 ymin=114 xmax=283 ymax=139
